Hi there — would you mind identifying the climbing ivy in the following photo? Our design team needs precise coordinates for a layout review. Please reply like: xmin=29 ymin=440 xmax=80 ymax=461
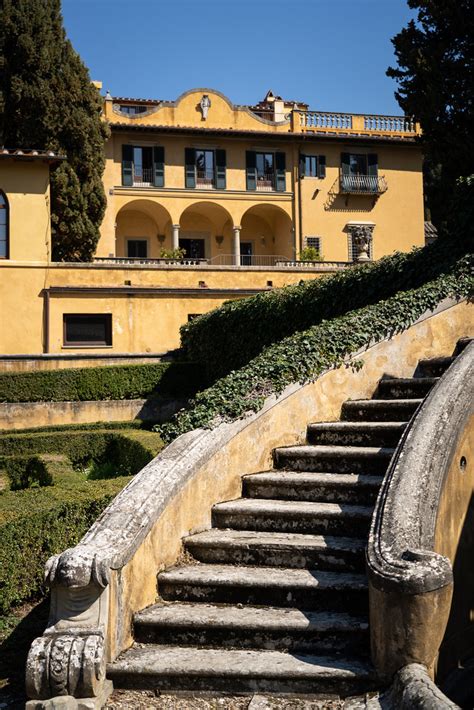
xmin=158 ymin=254 xmax=473 ymax=443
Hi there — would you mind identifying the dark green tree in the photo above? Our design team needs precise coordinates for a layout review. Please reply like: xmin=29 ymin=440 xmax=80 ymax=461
xmin=387 ymin=0 xmax=474 ymax=230
xmin=0 ymin=0 xmax=109 ymax=260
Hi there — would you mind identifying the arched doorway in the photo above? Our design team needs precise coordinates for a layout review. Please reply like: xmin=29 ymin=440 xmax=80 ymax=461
xmin=240 ymin=204 xmax=294 ymax=264
xmin=178 ymin=202 xmax=233 ymax=260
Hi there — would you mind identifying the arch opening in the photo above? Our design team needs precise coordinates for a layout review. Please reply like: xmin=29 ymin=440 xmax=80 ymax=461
xmin=115 ymin=199 xmax=173 ymax=259
xmin=0 ymin=191 xmax=9 ymax=259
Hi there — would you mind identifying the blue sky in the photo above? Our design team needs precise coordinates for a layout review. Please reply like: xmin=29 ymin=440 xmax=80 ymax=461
xmin=62 ymin=0 xmax=415 ymax=116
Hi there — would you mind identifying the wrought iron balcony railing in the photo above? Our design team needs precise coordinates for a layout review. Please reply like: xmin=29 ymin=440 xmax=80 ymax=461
xmin=132 ymin=167 xmax=154 ymax=186
xmin=340 ymin=173 xmax=388 ymax=195
xmin=256 ymin=173 xmax=275 ymax=192
xmin=196 ymin=169 xmax=215 ymax=188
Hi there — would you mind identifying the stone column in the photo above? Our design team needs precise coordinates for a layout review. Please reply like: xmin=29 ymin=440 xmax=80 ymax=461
xmin=172 ymin=224 xmax=180 ymax=251
xmin=233 ymin=226 xmax=241 ymax=266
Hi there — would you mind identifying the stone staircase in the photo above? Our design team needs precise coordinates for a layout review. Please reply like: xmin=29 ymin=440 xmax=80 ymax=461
xmin=107 ymin=338 xmax=471 ymax=697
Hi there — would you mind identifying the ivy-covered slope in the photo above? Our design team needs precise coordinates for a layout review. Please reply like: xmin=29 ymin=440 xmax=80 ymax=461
xmin=181 ymin=237 xmax=470 ymax=380
xmin=159 ymin=254 xmax=473 ymax=443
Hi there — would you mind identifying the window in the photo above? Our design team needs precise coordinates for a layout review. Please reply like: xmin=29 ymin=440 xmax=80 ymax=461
xmin=300 ymin=155 xmax=326 ymax=179
xmin=119 ymin=105 xmax=148 ymax=115
xmin=127 ymin=239 xmax=148 ymax=258
xmin=63 ymin=314 xmax=112 ymax=346
xmin=304 ymin=236 xmax=322 ymax=253
xmin=246 ymin=151 xmax=286 ymax=191
xmin=122 ymin=144 xmax=164 ymax=187
xmin=0 ymin=192 xmax=8 ymax=259
xmin=185 ymin=148 xmax=226 ymax=189
xmin=341 ymin=153 xmax=378 ymax=192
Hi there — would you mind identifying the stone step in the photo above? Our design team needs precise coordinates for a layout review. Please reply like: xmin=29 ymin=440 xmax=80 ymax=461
xmin=341 ymin=398 xmax=423 ymax=422
xmin=418 ymin=356 xmax=455 ymax=377
xmin=184 ymin=528 xmax=367 ymax=571
xmin=375 ymin=377 xmax=438 ymax=400
xmin=212 ymin=497 xmax=374 ymax=536
xmin=307 ymin=421 xmax=406 ymax=448
xmin=107 ymin=644 xmax=376 ymax=695
xmin=134 ymin=602 xmax=369 ymax=653
xmin=243 ymin=470 xmax=383 ymax=505
xmin=273 ymin=445 xmax=395 ymax=474
xmin=158 ymin=564 xmax=369 ymax=611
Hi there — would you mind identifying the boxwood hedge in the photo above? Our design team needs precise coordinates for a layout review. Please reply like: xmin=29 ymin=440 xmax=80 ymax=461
xmin=0 ymin=472 xmax=131 ymax=613
xmin=0 ymin=428 xmax=163 ymax=473
xmin=181 ymin=237 xmax=471 ymax=380
xmin=0 ymin=361 xmax=204 ymax=403
xmin=159 ymin=254 xmax=473 ymax=443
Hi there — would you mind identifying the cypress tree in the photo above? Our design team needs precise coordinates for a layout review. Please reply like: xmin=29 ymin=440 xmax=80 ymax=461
xmin=0 ymin=0 xmax=109 ymax=261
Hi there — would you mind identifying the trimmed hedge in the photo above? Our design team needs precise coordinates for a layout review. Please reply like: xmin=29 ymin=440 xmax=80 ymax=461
xmin=181 ymin=237 xmax=470 ymax=380
xmin=4 ymin=455 xmax=53 ymax=491
xmin=0 ymin=472 xmax=131 ymax=613
xmin=159 ymin=254 xmax=473 ymax=443
xmin=0 ymin=361 xmax=205 ymax=403
xmin=0 ymin=429 xmax=163 ymax=473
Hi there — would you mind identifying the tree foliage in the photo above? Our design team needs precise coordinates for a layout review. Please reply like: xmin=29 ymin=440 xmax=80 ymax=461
xmin=387 ymin=0 xmax=474 ymax=227
xmin=0 ymin=0 xmax=109 ymax=260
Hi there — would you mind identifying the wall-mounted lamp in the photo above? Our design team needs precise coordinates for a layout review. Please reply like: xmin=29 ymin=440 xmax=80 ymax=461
xmin=260 ymin=235 xmax=266 ymax=246
xmin=157 ymin=234 xmax=165 ymax=244
xmin=215 ymin=235 xmax=224 ymax=246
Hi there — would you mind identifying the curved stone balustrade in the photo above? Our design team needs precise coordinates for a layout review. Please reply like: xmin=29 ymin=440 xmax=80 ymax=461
xmin=367 ymin=339 xmax=474 ymax=692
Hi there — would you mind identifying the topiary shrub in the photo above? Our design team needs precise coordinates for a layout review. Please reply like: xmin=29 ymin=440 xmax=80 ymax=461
xmin=5 ymin=456 xmax=53 ymax=491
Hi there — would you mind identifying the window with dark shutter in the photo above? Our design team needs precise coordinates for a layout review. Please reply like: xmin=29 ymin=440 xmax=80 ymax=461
xmin=246 ymin=151 xmax=257 ymax=191
xmin=153 ymin=146 xmax=165 ymax=187
xmin=275 ymin=152 xmax=286 ymax=191
xmin=367 ymin=154 xmax=378 ymax=177
xmin=0 ymin=191 xmax=9 ymax=259
xmin=185 ymin=148 xmax=196 ymax=188
xmin=318 ymin=155 xmax=326 ymax=179
xmin=122 ymin=145 xmax=134 ymax=186
xmin=215 ymin=149 xmax=226 ymax=190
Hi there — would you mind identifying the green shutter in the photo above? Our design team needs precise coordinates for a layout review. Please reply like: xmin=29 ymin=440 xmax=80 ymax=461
xmin=318 ymin=155 xmax=326 ymax=179
xmin=368 ymin=153 xmax=378 ymax=176
xmin=299 ymin=154 xmax=306 ymax=178
xmin=185 ymin=148 xmax=196 ymax=188
xmin=341 ymin=153 xmax=351 ymax=175
xmin=215 ymin=149 xmax=226 ymax=189
xmin=153 ymin=146 xmax=164 ymax=187
xmin=122 ymin=144 xmax=133 ymax=186
xmin=246 ymin=151 xmax=257 ymax=191
xmin=275 ymin=152 xmax=286 ymax=191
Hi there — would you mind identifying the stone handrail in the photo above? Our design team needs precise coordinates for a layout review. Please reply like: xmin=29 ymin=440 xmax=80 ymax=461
xmin=25 ymin=299 xmax=470 ymax=707
xmin=367 ymin=340 xmax=474 ymax=684
xmin=296 ymin=109 xmax=419 ymax=136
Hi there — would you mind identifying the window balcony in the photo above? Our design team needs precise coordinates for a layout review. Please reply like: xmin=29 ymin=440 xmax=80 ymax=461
xmin=256 ymin=173 xmax=275 ymax=192
xmin=132 ymin=167 xmax=154 ymax=187
xmin=340 ymin=173 xmax=388 ymax=195
xmin=196 ymin=169 xmax=215 ymax=189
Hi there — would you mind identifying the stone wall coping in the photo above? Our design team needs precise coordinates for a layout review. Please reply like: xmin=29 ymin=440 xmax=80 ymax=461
xmin=367 ymin=339 xmax=474 ymax=595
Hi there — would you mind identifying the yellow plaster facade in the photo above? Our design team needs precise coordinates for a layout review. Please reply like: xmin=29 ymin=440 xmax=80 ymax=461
xmin=0 ymin=89 xmax=426 ymax=358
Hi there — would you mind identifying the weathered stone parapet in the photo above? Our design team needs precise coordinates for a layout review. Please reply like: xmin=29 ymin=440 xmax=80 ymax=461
xmin=367 ymin=340 xmax=474 ymax=680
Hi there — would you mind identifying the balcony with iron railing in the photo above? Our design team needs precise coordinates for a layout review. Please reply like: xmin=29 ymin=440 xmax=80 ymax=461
xmin=132 ymin=167 xmax=154 ymax=187
xmin=340 ymin=172 xmax=388 ymax=195
xmin=196 ymin=169 xmax=215 ymax=189
xmin=256 ymin=173 xmax=275 ymax=192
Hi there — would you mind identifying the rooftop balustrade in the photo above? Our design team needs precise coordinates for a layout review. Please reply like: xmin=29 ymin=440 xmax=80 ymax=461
xmin=294 ymin=110 xmax=420 ymax=138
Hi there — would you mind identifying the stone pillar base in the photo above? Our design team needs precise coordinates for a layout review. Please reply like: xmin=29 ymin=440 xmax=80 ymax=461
xmin=26 ymin=681 xmax=113 ymax=710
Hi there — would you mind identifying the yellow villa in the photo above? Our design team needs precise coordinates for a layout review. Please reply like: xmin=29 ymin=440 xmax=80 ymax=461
xmin=0 ymin=88 xmax=425 ymax=361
